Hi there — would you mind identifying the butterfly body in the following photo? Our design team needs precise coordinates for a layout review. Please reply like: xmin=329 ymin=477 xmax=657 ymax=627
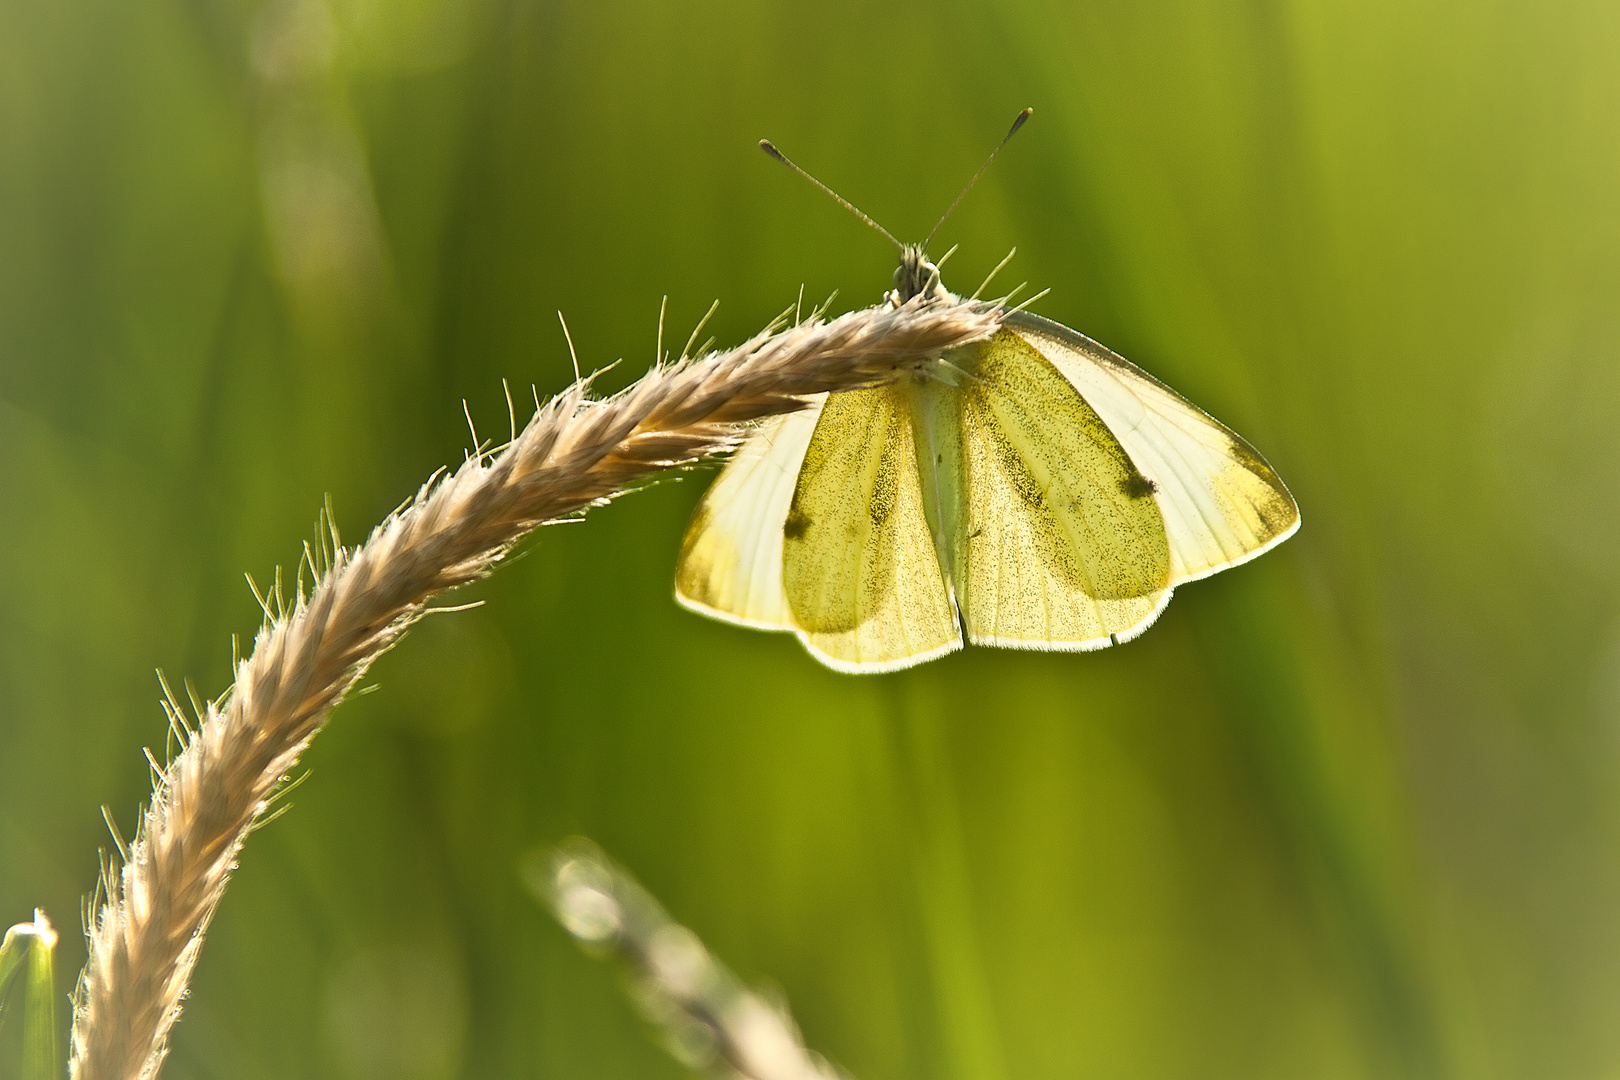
xmin=676 ymin=245 xmax=1299 ymax=673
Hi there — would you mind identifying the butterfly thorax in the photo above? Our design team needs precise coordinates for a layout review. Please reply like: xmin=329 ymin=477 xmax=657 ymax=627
xmin=890 ymin=244 xmax=952 ymax=305
xmin=889 ymin=245 xmax=971 ymax=389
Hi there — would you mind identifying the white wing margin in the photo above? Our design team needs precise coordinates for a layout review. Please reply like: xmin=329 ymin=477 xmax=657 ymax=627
xmin=674 ymin=396 xmax=826 ymax=629
xmin=1005 ymin=311 xmax=1300 ymax=584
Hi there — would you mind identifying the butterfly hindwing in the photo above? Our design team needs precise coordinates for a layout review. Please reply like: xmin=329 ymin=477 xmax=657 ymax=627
xmin=950 ymin=329 xmax=1173 ymax=649
xmin=782 ymin=384 xmax=961 ymax=672
xmin=1003 ymin=311 xmax=1300 ymax=584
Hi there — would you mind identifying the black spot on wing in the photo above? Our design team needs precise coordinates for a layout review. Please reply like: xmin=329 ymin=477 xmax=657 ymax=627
xmin=1119 ymin=472 xmax=1157 ymax=499
xmin=783 ymin=508 xmax=810 ymax=541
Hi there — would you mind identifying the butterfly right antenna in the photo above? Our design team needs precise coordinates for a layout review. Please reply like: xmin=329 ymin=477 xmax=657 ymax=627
xmin=923 ymin=107 xmax=1033 ymax=250
xmin=759 ymin=140 xmax=904 ymax=252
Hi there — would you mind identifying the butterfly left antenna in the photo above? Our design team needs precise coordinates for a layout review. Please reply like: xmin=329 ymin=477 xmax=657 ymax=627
xmin=760 ymin=140 xmax=903 ymax=251
xmin=923 ymin=107 xmax=1033 ymax=250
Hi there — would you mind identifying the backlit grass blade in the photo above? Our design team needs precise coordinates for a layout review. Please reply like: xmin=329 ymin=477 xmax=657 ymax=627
xmin=1 ymin=911 xmax=60 ymax=1080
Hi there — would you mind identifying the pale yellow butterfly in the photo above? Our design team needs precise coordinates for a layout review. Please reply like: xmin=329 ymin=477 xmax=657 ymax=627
xmin=676 ymin=110 xmax=1299 ymax=673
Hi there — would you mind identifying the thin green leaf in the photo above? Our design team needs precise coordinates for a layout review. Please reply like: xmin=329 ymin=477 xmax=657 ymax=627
xmin=22 ymin=911 xmax=59 ymax=1080
xmin=1 ymin=912 xmax=60 ymax=1080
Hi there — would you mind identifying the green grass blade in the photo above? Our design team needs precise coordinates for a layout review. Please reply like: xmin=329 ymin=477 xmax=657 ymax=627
xmin=22 ymin=911 xmax=59 ymax=1080
xmin=1 ymin=912 xmax=60 ymax=1080
xmin=0 ymin=922 xmax=25 ymax=1016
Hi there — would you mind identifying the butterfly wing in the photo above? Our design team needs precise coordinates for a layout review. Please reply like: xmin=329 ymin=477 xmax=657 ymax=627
xmin=674 ymin=308 xmax=1297 ymax=672
xmin=1003 ymin=310 xmax=1300 ymax=585
xmin=781 ymin=384 xmax=961 ymax=672
xmin=674 ymin=399 xmax=826 ymax=630
xmin=948 ymin=328 xmax=1173 ymax=650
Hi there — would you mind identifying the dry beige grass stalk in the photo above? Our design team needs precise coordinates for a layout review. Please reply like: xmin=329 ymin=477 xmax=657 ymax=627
xmin=542 ymin=840 xmax=844 ymax=1080
xmin=67 ymin=295 xmax=1002 ymax=1080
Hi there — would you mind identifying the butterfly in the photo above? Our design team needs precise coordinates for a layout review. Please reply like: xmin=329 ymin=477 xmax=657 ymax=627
xmin=675 ymin=110 xmax=1299 ymax=673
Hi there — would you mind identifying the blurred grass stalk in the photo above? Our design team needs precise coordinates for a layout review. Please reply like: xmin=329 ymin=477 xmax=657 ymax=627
xmin=250 ymin=0 xmax=392 ymax=330
xmin=536 ymin=840 xmax=840 ymax=1080
xmin=1 ymin=911 xmax=60 ymax=1080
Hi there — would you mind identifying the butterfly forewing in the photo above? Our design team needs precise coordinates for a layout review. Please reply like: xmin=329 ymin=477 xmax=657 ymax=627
xmin=675 ymin=400 xmax=826 ymax=629
xmin=782 ymin=385 xmax=961 ymax=672
xmin=950 ymin=329 xmax=1172 ymax=649
xmin=1003 ymin=311 xmax=1300 ymax=583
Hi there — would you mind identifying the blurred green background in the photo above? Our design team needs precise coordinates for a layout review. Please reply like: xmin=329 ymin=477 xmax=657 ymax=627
xmin=4 ymin=0 xmax=1620 ymax=1077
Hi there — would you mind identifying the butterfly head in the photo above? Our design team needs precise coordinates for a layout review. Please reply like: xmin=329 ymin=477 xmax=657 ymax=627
xmin=891 ymin=244 xmax=948 ymax=305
